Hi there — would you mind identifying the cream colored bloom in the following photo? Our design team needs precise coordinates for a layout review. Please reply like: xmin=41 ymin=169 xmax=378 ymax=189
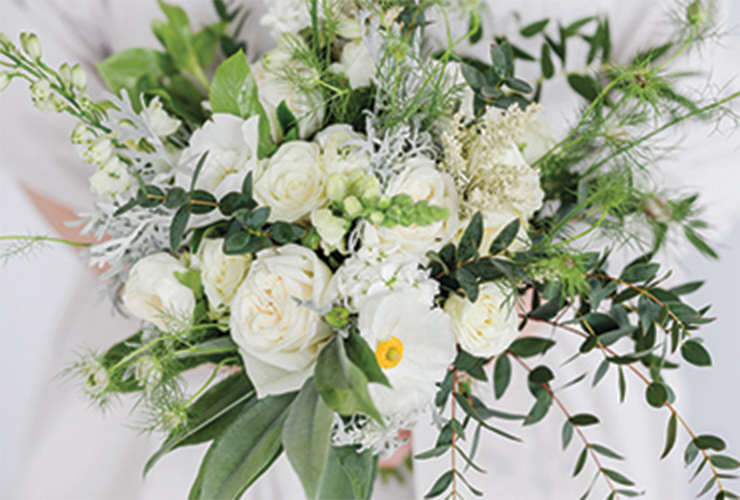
xmin=333 ymin=39 xmax=375 ymax=89
xmin=357 ymin=290 xmax=456 ymax=419
xmin=255 ymin=141 xmax=328 ymax=222
xmin=311 ymin=208 xmax=348 ymax=250
xmin=363 ymin=158 xmax=460 ymax=257
xmin=314 ymin=124 xmax=370 ymax=174
xmin=445 ymin=283 xmax=518 ymax=357
xmin=122 ymin=253 xmax=195 ymax=331
xmin=230 ymin=244 xmax=334 ymax=397
xmin=144 ymin=97 xmax=181 ymax=138
xmin=198 ymin=239 xmax=252 ymax=311
xmin=89 ymin=156 xmax=133 ymax=198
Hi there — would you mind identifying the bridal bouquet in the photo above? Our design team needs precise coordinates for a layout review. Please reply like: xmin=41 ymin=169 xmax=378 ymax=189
xmin=1 ymin=0 xmax=738 ymax=498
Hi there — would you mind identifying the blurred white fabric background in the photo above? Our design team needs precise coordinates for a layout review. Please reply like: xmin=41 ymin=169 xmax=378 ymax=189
xmin=0 ymin=1 xmax=738 ymax=499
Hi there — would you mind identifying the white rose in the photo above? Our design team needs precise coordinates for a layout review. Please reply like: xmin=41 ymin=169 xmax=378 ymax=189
xmin=89 ymin=156 xmax=133 ymax=198
xmin=364 ymin=158 xmax=460 ymax=257
xmin=314 ymin=124 xmax=370 ymax=174
xmin=333 ymin=39 xmax=375 ymax=89
xmin=197 ymin=239 xmax=252 ymax=311
xmin=445 ymin=282 xmax=519 ymax=357
xmin=260 ymin=0 xmax=312 ymax=37
xmin=122 ymin=253 xmax=196 ymax=331
xmin=520 ymin=112 xmax=557 ymax=165
xmin=255 ymin=141 xmax=328 ymax=222
xmin=357 ymin=290 xmax=456 ymax=419
xmin=229 ymin=244 xmax=334 ymax=397
xmin=252 ymin=43 xmax=325 ymax=140
xmin=143 ymin=97 xmax=181 ymax=138
xmin=176 ymin=114 xmax=260 ymax=199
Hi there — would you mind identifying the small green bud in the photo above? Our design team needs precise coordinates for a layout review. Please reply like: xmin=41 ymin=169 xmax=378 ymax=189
xmin=391 ymin=193 xmax=414 ymax=207
xmin=377 ymin=195 xmax=392 ymax=210
xmin=686 ymin=0 xmax=706 ymax=26
xmin=428 ymin=206 xmax=449 ymax=221
xmin=381 ymin=217 xmax=399 ymax=229
xmin=78 ymin=96 xmax=94 ymax=111
xmin=325 ymin=306 xmax=351 ymax=329
xmin=301 ymin=225 xmax=322 ymax=250
xmin=71 ymin=64 xmax=87 ymax=91
xmin=368 ymin=211 xmax=385 ymax=225
xmin=399 ymin=213 xmax=414 ymax=227
xmin=343 ymin=195 xmax=363 ymax=218
xmin=386 ymin=205 xmax=402 ymax=220
xmin=20 ymin=32 xmax=41 ymax=60
xmin=0 ymin=72 xmax=10 ymax=92
xmin=356 ymin=175 xmax=380 ymax=201
xmin=59 ymin=63 xmax=73 ymax=87
xmin=326 ymin=173 xmax=348 ymax=201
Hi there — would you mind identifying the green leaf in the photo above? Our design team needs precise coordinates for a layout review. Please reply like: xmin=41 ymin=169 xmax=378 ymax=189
xmin=620 ymin=263 xmax=660 ymax=284
xmin=710 ymin=455 xmax=740 ymax=470
xmin=660 ymin=413 xmax=678 ymax=459
xmin=155 ymin=1 xmax=201 ymax=76
xmin=455 ymin=350 xmax=488 ymax=381
xmin=681 ymin=339 xmax=712 ymax=367
xmin=646 ymin=381 xmax=668 ymax=408
xmin=685 ymin=441 xmax=700 ymax=466
xmin=425 ymin=470 xmax=454 ymax=498
xmin=270 ymin=222 xmax=304 ymax=245
xmin=684 ymin=226 xmax=718 ymax=259
xmin=210 ymin=50 xmax=263 ymax=119
xmin=693 ymin=435 xmax=727 ymax=452
xmin=505 ymin=77 xmax=533 ymax=93
xmin=490 ymin=43 xmax=508 ymax=79
xmin=507 ymin=337 xmax=555 ymax=358
xmin=145 ymin=373 xmax=255 ymax=475
xmin=242 ymin=171 xmax=254 ymax=199
xmin=562 ymin=421 xmax=574 ymax=450
xmin=462 ymin=64 xmax=487 ymax=91
xmin=316 ymin=446 xmax=359 ymax=500
xmin=529 ymin=365 xmax=554 ymax=384
xmin=541 ymin=43 xmax=555 ymax=79
xmin=314 ymin=337 xmax=383 ymax=425
xmin=189 ymin=152 xmax=209 ymax=192
xmin=489 ymin=219 xmax=520 ymax=255
xmin=520 ymin=19 xmax=550 ymax=37
xmin=345 ymin=331 xmax=391 ymax=387
xmin=593 ymin=359 xmax=610 ymax=387
xmin=192 ymin=22 xmax=226 ymax=68
xmin=166 ymin=187 xmax=189 ymax=209
xmin=573 ymin=447 xmax=588 ymax=476
xmin=458 ymin=212 xmax=483 ymax=263
xmin=189 ymin=190 xmax=217 ymax=214
xmin=591 ymin=444 xmax=623 ymax=460
xmin=242 ymin=206 xmax=271 ymax=229
xmin=567 ymin=73 xmax=600 ymax=102
xmin=602 ymin=468 xmax=635 ymax=486
xmin=96 ymin=48 xmax=173 ymax=95
xmin=334 ymin=445 xmax=377 ymax=500
xmin=282 ymin=379 xmax=334 ymax=499
xmin=416 ymin=445 xmax=451 ymax=460
xmin=456 ymin=267 xmax=479 ymax=302
xmin=170 ymin=205 xmax=191 ymax=250
xmin=194 ymin=391 xmax=297 ymax=499
xmin=524 ymin=390 xmax=552 ymax=426
xmin=276 ymin=100 xmax=298 ymax=137
xmin=219 ymin=192 xmax=253 ymax=217
xmin=569 ymin=414 xmax=600 ymax=427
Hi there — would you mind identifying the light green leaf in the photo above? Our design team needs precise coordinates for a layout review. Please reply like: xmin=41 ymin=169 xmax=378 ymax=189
xmin=334 ymin=445 xmax=377 ymax=500
xmin=96 ymin=48 xmax=173 ymax=95
xmin=282 ymin=379 xmax=334 ymax=499
xmin=192 ymin=22 xmax=227 ymax=68
xmin=193 ymin=392 xmax=297 ymax=499
xmin=210 ymin=50 xmax=263 ymax=118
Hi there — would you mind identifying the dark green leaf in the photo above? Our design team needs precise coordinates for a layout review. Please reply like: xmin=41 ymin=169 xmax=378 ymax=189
xmin=170 ymin=205 xmax=191 ymax=250
xmin=685 ymin=441 xmax=700 ymax=466
xmin=490 ymin=44 xmax=508 ymax=79
xmin=541 ymin=43 xmax=555 ymax=79
xmin=660 ymin=413 xmax=678 ymax=459
xmin=669 ymin=281 xmax=704 ymax=296
xmin=345 ymin=331 xmax=391 ymax=387
xmin=710 ymin=455 xmax=740 ymax=470
xmin=573 ymin=447 xmax=588 ymax=476
xmin=458 ymin=212 xmax=483 ymax=263
xmin=456 ymin=267 xmax=479 ymax=302
xmin=489 ymin=219 xmax=520 ymax=255
xmin=567 ymin=73 xmax=600 ymax=102
xmin=618 ymin=366 xmax=626 ymax=403
xmin=242 ymin=171 xmax=254 ymax=199
xmin=620 ymin=263 xmax=660 ymax=283
xmin=684 ymin=226 xmax=718 ymax=259
xmin=425 ymin=470 xmax=454 ymax=498
xmin=493 ymin=354 xmax=511 ymax=399
xmin=219 ymin=192 xmax=252 ymax=216
xmin=194 ymin=391 xmax=297 ymax=499
xmin=529 ymin=365 xmax=554 ymax=384
xmin=462 ymin=64 xmax=487 ymax=91
xmin=223 ymin=220 xmax=250 ymax=254
xmin=189 ymin=190 xmax=217 ymax=214
xmin=562 ymin=421 xmax=574 ymax=450
xmin=165 ymin=187 xmax=189 ymax=209
xmin=569 ymin=414 xmax=600 ymax=427
xmin=508 ymin=337 xmax=555 ymax=358
xmin=276 ymin=100 xmax=298 ymax=136
xmin=681 ymin=339 xmax=712 ymax=367
xmin=189 ymin=152 xmax=209 ymax=192
xmin=505 ymin=77 xmax=533 ymax=93
xmin=282 ymin=379 xmax=334 ymax=499
xmin=520 ymin=19 xmax=550 ymax=37
xmin=242 ymin=206 xmax=271 ymax=229
xmin=416 ymin=445 xmax=451 ymax=460
xmin=693 ymin=435 xmax=727 ymax=452
xmin=333 ymin=445 xmax=377 ymax=499
xmin=591 ymin=444 xmax=623 ymax=460
xmin=593 ymin=359 xmax=610 ymax=387
xmin=524 ymin=390 xmax=552 ymax=426
xmin=269 ymin=222 xmax=304 ymax=245
xmin=602 ymin=468 xmax=634 ymax=486
xmin=646 ymin=381 xmax=668 ymax=408
xmin=454 ymin=350 xmax=488 ymax=381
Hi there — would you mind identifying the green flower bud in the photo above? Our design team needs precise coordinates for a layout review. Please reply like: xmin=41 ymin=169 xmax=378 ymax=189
xmin=0 ymin=72 xmax=10 ymax=92
xmin=59 ymin=63 xmax=73 ymax=87
xmin=386 ymin=205 xmax=402 ymax=220
xmin=30 ymin=78 xmax=51 ymax=101
xmin=71 ymin=64 xmax=87 ymax=91
xmin=357 ymin=175 xmax=380 ymax=201
xmin=377 ymin=195 xmax=392 ymax=210
xmin=343 ymin=195 xmax=363 ymax=218
xmin=428 ymin=205 xmax=449 ymax=221
xmin=71 ymin=122 xmax=93 ymax=145
xmin=381 ymin=217 xmax=399 ymax=229
xmin=391 ymin=193 xmax=414 ymax=207
xmin=368 ymin=211 xmax=385 ymax=225
xmin=20 ymin=32 xmax=41 ymax=60
xmin=326 ymin=173 xmax=348 ymax=201
xmin=686 ymin=0 xmax=706 ymax=26
xmin=325 ymin=306 xmax=351 ymax=329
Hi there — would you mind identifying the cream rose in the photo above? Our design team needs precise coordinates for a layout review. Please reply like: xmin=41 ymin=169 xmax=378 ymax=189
xmin=314 ymin=124 xmax=370 ymax=174
xmin=255 ymin=141 xmax=328 ymax=222
xmin=122 ymin=253 xmax=195 ymax=331
xmin=333 ymin=39 xmax=375 ymax=89
xmin=229 ymin=244 xmax=334 ymax=397
xmin=197 ymin=239 xmax=252 ymax=311
xmin=363 ymin=158 xmax=460 ymax=257
xmin=445 ymin=283 xmax=518 ymax=357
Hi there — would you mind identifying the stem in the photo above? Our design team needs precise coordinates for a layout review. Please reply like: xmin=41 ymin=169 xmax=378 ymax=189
xmin=510 ymin=353 xmax=619 ymax=497
xmin=522 ymin=313 xmax=727 ymax=496
xmin=0 ymin=234 xmax=91 ymax=248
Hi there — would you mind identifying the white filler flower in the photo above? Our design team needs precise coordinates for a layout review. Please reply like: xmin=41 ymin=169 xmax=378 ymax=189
xmin=122 ymin=253 xmax=195 ymax=331
xmin=197 ymin=239 xmax=252 ymax=311
xmin=445 ymin=283 xmax=519 ymax=357
xmin=357 ymin=290 xmax=456 ymax=419
xmin=229 ymin=244 xmax=334 ymax=397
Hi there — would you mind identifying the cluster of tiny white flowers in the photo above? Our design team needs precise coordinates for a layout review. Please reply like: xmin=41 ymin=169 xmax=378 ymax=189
xmin=331 ymin=406 xmax=426 ymax=457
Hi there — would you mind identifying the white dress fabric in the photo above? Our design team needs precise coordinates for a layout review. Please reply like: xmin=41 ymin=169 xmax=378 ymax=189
xmin=0 ymin=1 xmax=737 ymax=499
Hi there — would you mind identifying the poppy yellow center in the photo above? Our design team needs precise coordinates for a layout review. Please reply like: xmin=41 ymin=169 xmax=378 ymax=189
xmin=375 ymin=336 xmax=404 ymax=369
